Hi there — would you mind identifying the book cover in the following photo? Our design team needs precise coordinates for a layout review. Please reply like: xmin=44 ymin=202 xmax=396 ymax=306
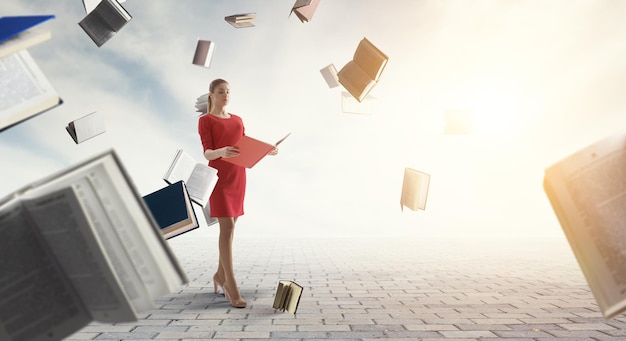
xmin=272 ymin=280 xmax=303 ymax=314
xmin=400 ymin=167 xmax=431 ymax=212
xmin=66 ymin=111 xmax=106 ymax=144
xmin=192 ymin=39 xmax=215 ymax=68
xmin=0 ymin=49 xmax=62 ymax=132
xmin=223 ymin=133 xmax=290 ymax=169
xmin=544 ymin=132 xmax=626 ymax=319
xmin=0 ymin=15 xmax=55 ymax=43
xmin=290 ymin=0 xmax=320 ymax=23
xmin=320 ymin=63 xmax=339 ymax=88
xmin=337 ymin=37 xmax=389 ymax=103
xmin=143 ymin=181 xmax=199 ymax=239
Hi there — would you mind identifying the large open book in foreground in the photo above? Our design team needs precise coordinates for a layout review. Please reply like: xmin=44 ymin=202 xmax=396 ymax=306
xmin=0 ymin=150 xmax=188 ymax=341
xmin=0 ymin=49 xmax=62 ymax=132
xmin=224 ymin=133 xmax=290 ymax=169
xmin=163 ymin=149 xmax=218 ymax=207
xmin=337 ymin=37 xmax=388 ymax=103
xmin=544 ymin=132 xmax=626 ymax=319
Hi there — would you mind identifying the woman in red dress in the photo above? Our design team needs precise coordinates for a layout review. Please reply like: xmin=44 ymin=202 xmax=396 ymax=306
xmin=198 ymin=78 xmax=275 ymax=308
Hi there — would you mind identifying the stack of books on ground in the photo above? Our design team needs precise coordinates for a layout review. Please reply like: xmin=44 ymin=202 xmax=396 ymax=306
xmin=79 ymin=0 xmax=132 ymax=47
xmin=143 ymin=180 xmax=199 ymax=239
xmin=0 ymin=15 xmax=62 ymax=132
xmin=0 ymin=150 xmax=188 ymax=341
xmin=273 ymin=280 xmax=303 ymax=314
xmin=224 ymin=13 xmax=256 ymax=28
xmin=66 ymin=111 xmax=106 ymax=144
xmin=544 ymin=131 xmax=626 ymax=319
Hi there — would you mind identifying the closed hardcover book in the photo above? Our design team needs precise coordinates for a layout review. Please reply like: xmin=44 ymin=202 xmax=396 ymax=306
xmin=143 ymin=181 xmax=199 ymax=239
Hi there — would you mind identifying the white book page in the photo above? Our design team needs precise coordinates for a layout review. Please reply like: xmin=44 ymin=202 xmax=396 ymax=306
xmin=187 ymin=163 xmax=218 ymax=206
xmin=22 ymin=183 xmax=139 ymax=323
xmin=545 ymin=133 xmax=626 ymax=319
xmin=163 ymin=150 xmax=194 ymax=185
xmin=0 ymin=198 xmax=90 ymax=341
xmin=74 ymin=111 xmax=105 ymax=143
xmin=0 ymin=50 xmax=59 ymax=130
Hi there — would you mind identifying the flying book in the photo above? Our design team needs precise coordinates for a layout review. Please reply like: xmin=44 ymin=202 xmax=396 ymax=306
xmin=400 ymin=167 xmax=431 ymax=212
xmin=337 ymin=37 xmax=389 ymax=103
xmin=544 ymin=131 xmax=626 ymax=319
xmin=289 ymin=0 xmax=320 ymax=23
xmin=341 ymin=91 xmax=377 ymax=115
xmin=163 ymin=149 xmax=218 ymax=207
xmin=192 ymin=39 xmax=215 ymax=68
xmin=142 ymin=181 xmax=199 ymax=239
xmin=82 ymin=0 xmax=127 ymax=14
xmin=0 ymin=15 xmax=54 ymax=58
xmin=195 ymin=92 xmax=208 ymax=113
xmin=66 ymin=111 xmax=106 ymax=144
xmin=0 ymin=149 xmax=188 ymax=341
xmin=223 ymin=133 xmax=290 ymax=169
xmin=224 ymin=13 xmax=256 ymax=28
xmin=272 ymin=280 xmax=304 ymax=314
xmin=78 ymin=0 xmax=132 ymax=47
xmin=0 ymin=49 xmax=62 ymax=132
xmin=320 ymin=63 xmax=339 ymax=88
xmin=443 ymin=109 xmax=473 ymax=135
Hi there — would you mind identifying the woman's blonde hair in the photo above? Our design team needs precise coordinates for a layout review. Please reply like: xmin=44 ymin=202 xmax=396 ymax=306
xmin=207 ymin=78 xmax=228 ymax=114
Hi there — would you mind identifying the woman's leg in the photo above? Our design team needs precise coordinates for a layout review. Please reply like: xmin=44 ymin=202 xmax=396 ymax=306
xmin=214 ymin=217 xmax=238 ymax=284
xmin=217 ymin=216 xmax=245 ymax=307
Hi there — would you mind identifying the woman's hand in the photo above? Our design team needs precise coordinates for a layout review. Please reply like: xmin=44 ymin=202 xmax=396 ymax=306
xmin=220 ymin=146 xmax=240 ymax=158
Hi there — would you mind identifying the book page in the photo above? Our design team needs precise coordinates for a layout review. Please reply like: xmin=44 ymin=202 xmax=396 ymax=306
xmin=188 ymin=163 xmax=218 ymax=206
xmin=337 ymin=61 xmax=375 ymax=102
xmin=353 ymin=38 xmax=388 ymax=81
xmin=73 ymin=111 xmax=105 ymax=143
xmin=163 ymin=150 xmax=194 ymax=185
xmin=22 ymin=182 xmax=139 ymax=323
xmin=223 ymin=135 xmax=276 ymax=168
xmin=0 ymin=49 xmax=59 ymax=131
xmin=544 ymin=133 xmax=626 ymax=318
xmin=0 ymin=198 xmax=90 ymax=341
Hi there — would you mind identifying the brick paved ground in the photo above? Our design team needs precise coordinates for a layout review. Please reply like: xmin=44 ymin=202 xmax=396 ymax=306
xmin=65 ymin=229 xmax=626 ymax=340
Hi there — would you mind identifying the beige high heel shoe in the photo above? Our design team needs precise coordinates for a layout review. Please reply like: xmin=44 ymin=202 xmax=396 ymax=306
xmin=223 ymin=282 xmax=247 ymax=308
xmin=213 ymin=274 xmax=224 ymax=294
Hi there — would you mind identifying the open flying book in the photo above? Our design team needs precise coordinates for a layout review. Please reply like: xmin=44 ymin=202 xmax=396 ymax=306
xmin=78 ymin=0 xmax=132 ymax=47
xmin=544 ymin=131 xmax=626 ymax=319
xmin=224 ymin=13 xmax=256 ymax=28
xmin=143 ymin=180 xmax=199 ymax=239
xmin=289 ymin=0 xmax=320 ymax=23
xmin=337 ymin=37 xmax=389 ymax=103
xmin=0 ymin=15 xmax=54 ymax=58
xmin=195 ymin=92 xmax=208 ymax=113
xmin=273 ymin=280 xmax=304 ymax=314
xmin=223 ymin=133 xmax=291 ymax=169
xmin=0 ymin=150 xmax=188 ymax=341
xmin=0 ymin=49 xmax=62 ymax=132
xmin=192 ymin=39 xmax=215 ymax=68
xmin=400 ymin=167 xmax=431 ymax=212
xmin=163 ymin=149 xmax=218 ymax=207
xmin=66 ymin=111 xmax=106 ymax=144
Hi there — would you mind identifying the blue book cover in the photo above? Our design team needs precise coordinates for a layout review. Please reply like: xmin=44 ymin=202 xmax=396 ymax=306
xmin=0 ymin=15 xmax=55 ymax=43
xmin=142 ymin=180 xmax=199 ymax=239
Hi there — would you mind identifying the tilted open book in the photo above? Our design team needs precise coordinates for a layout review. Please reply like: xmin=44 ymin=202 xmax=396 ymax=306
xmin=337 ymin=37 xmax=388 ymax=103
xmin=544 ymin=132 xmax=626 ymax=319
xmin=78 ymin=0 xmax=132 ymax=47
xmin=223 ymin=133 xmax=290 ymax=169
xmin=272 ymin=280 xmax=303 ymax=314
xmin=163 ymin=149 xmax=218 ymax=207
xmin=143 ymin=180 xmax=199 ymax=239
xmin=400 ymin=167 xmax=431 ymax=212
xmin=0 ymin=150 xmax=188 ymax=341
xmin=66 ymin=111 xmax=106 ymax=144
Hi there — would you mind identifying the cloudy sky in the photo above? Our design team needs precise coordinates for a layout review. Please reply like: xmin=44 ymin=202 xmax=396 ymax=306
xmin=2 ymin=0 xmax=626 ymax=240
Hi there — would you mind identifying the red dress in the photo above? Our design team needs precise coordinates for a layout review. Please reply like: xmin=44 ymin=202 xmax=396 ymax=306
xmin=198 ymin=113 xmax=246 ymax=217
